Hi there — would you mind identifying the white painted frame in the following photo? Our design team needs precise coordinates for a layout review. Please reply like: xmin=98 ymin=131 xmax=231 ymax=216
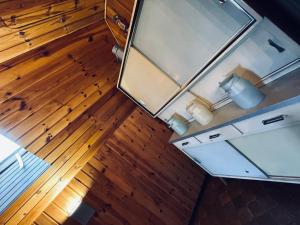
xmin=117 ymin=0 xmax=262 ymax=117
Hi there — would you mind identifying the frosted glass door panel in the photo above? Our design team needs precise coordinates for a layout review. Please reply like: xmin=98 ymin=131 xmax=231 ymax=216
xmin=120 ymin=48 xmax=180 ymax=114
xmin=184 ymin=141 xmax=267 ymax=178
xmin=230 ymin=124 xmax=300 ymax=177
xmin=133 ymin=0 xmax=253 ymax=85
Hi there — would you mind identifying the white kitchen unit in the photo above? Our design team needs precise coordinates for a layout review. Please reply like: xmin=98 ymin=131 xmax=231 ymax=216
xmin=230 ymin=124 xmax=300 ymax=178
xmin=171 ymin=97 xmax=300 ymax=183
xmin=116 ymin=0 xmax=300 ymax=183
xmin=182 ymin=141 xmax=267 ymax=178
xmin=118 ymin=0 xmax=260 ymax=116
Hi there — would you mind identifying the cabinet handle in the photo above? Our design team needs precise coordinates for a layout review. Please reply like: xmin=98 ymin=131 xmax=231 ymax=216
xmin=182 ymin=141 xmax=190 ymax=146
xmin=268 ymin=39 xmax=285 ymax=53
xmin=193 ymin=158 xmax=202 ymax=164
xmin=262 ymin=115 xmax=285 ymax=125
xmin=209 ymin=133 xmax=221 ymax=139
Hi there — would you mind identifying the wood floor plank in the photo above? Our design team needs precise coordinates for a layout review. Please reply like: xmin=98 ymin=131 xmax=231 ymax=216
xmin=7 ymin=130 xmax=103 ymax=225
xmin=35 ymin=212 xmax=59 ymax=225
xmin=44 ymin=203 xmax=69 ymax=225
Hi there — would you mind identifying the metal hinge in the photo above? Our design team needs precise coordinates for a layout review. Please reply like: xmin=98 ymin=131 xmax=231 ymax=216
xmin=112 ymin=15 xmax=129 ymax=33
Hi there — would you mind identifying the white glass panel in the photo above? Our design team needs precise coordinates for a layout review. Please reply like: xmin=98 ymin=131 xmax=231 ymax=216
xmin=120 ymin=48 xmax=180 ymax=114
xmin=133 ymin=0 xmax=253 ymax=85
xmin=184 ymin=141 xmax=266 ymax=178
xmin=230 ymin=124 xmax=300 ymax=177
xmin=0 ymin=135 xmax=20 ymax=163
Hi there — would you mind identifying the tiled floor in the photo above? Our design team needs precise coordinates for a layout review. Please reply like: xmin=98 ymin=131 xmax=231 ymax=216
xmin=193 ymin=177 xmax=300 ymax=225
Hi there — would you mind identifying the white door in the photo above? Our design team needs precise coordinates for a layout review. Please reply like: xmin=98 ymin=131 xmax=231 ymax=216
xmin=119 ymin=47 xmax=180 ymax=115
xmin=184 ymin=141 xmax=267 ymax=178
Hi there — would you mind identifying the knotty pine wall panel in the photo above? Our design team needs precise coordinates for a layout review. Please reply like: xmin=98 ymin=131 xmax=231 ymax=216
xmin=0 ymin=21 xmax=138 ymax=224
xmin=0 ymin=0 xmax=67 ymax=16
xmin=35 ymin=108 xmax=205 ymax=225
xmin=0 ymin=0 xmax=105 ymax=64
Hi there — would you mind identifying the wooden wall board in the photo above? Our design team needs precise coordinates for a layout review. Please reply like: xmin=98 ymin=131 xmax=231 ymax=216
xmin=105 ymin=0 xmax=135 ymax=48
xmin=0 ymin=0 xmax=68 ymax=16
xmin=0 ymin=0 xmax=105 ymax=64
xmin=34 ymin=108 xmax=205 ymax=225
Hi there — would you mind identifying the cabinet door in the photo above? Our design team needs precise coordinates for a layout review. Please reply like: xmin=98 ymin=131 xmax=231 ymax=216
xmin=230 ymin=124 xmax=300 ymax=177
xmin=190 ymin=18 xmax=300 ymax=108
xmin=119 ymin=47 xmax=180 ymax=114
xmin=132 ymin=0 xmax=255 ymax=86
xmin=184 ymin=141 xmax=267 ymax=178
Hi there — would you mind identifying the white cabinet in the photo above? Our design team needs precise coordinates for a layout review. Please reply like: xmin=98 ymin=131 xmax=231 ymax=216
xmin=118 ymin=0 xmax=258 ymax=116
xmin=190 ymin=18 xmax=300 ymax=108
xmin=195 ymin=125 xmax=241 ymax=144
xmin=119 ymin=48 xmax=180 ymax=114
xmin=230 ymin=124 xmax=300 ymax=177
xmin=183 ymin=141 xmax=267 ymax=178
xmin=234 ymin=101 xmax=300 ymax=135
xmin=171 ymin=101 xmax=300 ymax=181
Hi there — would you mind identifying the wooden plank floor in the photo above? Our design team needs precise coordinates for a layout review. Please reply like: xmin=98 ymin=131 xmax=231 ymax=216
xmin=35 ymin=108 xmax=205 ymax=225
xmin=0 ymin=21 xmax=137 ymax=224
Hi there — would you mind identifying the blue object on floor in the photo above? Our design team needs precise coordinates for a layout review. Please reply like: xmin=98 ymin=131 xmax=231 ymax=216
xmin=0 ymin=149 xmax=50 ymax=214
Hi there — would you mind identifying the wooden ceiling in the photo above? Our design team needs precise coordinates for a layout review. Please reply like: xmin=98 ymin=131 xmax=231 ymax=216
xmin=0 ymin=0 xmax=104 ymax=63
xmin=0 ymin=1 xmax=205 ymax=225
